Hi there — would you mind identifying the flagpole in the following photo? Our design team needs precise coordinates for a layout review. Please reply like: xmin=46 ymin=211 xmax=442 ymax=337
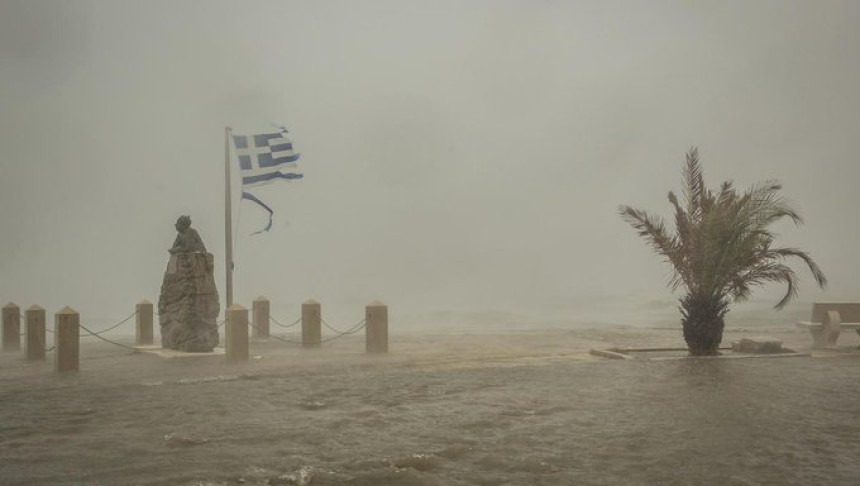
xmin=224 ymin=126 xmax=234 ymax=308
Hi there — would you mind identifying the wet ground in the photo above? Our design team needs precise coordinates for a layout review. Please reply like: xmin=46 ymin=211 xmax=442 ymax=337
xmin=1 ymin=328 xmax=859 ymax=485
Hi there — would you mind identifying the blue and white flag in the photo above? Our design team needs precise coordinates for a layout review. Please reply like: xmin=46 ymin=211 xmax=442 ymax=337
xmin=232 ymin=126 xmax=303 ymax=234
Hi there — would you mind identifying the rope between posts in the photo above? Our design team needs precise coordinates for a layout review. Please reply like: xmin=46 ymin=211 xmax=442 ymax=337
xmin=249 ymin=318 xmax=303 ymax=344
xmin=252 ymin=316 xmax=366 ymax=345
xmin=321 ymin=317 xmax=367 ymax=336
xmin=79 ymin=311 xmax=137 ymax=337
xmin=270 ymin=315 xmax=302 ymax=329
xmin=320 ymin=319 xmax=366 ymax=343
xmin=79 ymin=324 xmax=136 ymax=350
xmin=268 ymin=334 xmax=304 ymax=345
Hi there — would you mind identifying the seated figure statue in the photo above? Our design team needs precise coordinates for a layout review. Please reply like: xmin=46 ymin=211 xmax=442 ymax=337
xmin=169 ymin=215 xmax=207 ymax=254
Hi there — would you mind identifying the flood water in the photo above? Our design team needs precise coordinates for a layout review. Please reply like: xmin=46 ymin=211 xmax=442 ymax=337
xmin=1 ymin=329 xmax=859 ymax=485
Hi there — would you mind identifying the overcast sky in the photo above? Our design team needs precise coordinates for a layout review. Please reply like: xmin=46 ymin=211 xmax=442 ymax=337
xmin=1 ymin=0 xmax=858 ymax=328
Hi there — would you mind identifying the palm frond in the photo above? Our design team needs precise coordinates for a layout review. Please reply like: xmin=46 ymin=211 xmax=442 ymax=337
xmin=618 ymin=205 xmax=688 ymax=289
xmin=771 ymin=247 xmax=828 ymax=288
xmin=682 ymin=147 xmax=704 ymax=223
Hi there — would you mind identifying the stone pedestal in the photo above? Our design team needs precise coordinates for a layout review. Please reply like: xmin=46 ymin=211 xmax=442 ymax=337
xmin=365 ymin=301 xmax=388 ymax=354
xmin=136 ymin=300 xmax=154 ymax=346
xmin=158 ymin=252 xmax=220 ymax=352
xmin=55 ymin=306 xmax=79 ymax=372
xmin=252 ymin=297 xmax=270 ymax=338
xmin=302 ymin=299 xmax=321 ymax=347
xmin=25 ymin=305 xmax=46 ymax=361
xmin=2 ymin=302 xmax=21 ymax=352
xmin=226 ymin=304 xmax=249 ymax=364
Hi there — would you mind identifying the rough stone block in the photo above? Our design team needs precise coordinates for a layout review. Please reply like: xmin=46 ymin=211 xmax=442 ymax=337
xmin=732 ymin=337 xmax=784 ymax=354
xmin=158 ymin=252 xmax=220 ymax=352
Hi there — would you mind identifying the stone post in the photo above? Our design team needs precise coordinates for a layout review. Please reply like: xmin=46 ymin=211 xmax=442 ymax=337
xmin=55 ymin=306 xmax=80 ymax=372
xmin=365 ymin=301 xmax=388 ymax=354
xmin=135 ymin=300 xmax=154 ymax=346
xmin=226 ymin=304 xmax=249 ymax=364
xmin=25 ymin=305 xmax=46 ymax=361
xmin=2 ymin=302 xmax=21 ymax=352
xmin=302 ymin=299 xmax=321 ymax=348
xmin=252 ymin=297 xmax=270 ymax=338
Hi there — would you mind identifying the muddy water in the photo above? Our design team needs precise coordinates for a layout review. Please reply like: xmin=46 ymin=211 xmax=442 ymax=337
xmin=1 ymin=329 xmax=859 ymax=485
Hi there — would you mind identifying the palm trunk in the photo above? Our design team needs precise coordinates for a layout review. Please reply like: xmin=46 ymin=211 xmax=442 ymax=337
xmin=680 ymin=295 xmax=728 ymax=356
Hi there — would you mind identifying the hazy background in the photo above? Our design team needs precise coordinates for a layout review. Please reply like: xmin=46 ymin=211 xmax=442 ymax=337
xmin=1 ymin=0 xmax=858 ymax=329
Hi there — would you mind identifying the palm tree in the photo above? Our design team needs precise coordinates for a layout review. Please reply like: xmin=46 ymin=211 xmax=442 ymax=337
xmin=619 ymin=148 xmax=827 ymax=355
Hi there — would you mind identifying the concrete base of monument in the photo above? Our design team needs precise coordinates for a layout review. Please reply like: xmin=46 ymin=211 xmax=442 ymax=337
xmin=133 ymin=345 xmax=225 ymax=359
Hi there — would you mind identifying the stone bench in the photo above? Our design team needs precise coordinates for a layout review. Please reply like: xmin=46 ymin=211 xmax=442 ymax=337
xmin=796 ymin=302 xmax=860 ymax=348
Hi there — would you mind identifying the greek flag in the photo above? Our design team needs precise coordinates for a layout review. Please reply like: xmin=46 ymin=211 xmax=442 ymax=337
xmin=232 ymin=126 xmax=303 ymax=234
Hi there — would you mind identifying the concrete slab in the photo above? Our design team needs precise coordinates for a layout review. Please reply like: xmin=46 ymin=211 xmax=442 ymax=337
xmin=133 ymin=345 xmax=225 ymax=359
xmin=810 ymin=348 xmax=860 ymax=358
xmin=590 ymin=347 xmax=810 ymax=360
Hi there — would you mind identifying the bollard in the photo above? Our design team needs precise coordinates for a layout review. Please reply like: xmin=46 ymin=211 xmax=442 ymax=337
xmin=226 ymin=304 xmax=249 ymax=364
xmin=25 ymin=305 xmax=46 ymax=361
xmin=55 ymin=306 xmax=80 ymax=372
xmin=302 ymin=299 xmax=321 ymax=347
xmin=2 ymin=302 xmax=21 ymax=352
xmin=135 ymin=300 xmax=154 ymax=346
xmin=365 ymin=301 xmax=388 ymax=353
xmin=252 ymin=296 xmax=270 ymax=338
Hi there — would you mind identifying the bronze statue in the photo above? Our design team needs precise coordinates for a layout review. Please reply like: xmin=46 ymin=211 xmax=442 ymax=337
xmin=169 ymin=215 xmax=206 ymax=254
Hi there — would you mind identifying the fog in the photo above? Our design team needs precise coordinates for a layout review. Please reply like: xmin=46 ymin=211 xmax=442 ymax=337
xmin=2 ymin=0 xmax=859 ymax=329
